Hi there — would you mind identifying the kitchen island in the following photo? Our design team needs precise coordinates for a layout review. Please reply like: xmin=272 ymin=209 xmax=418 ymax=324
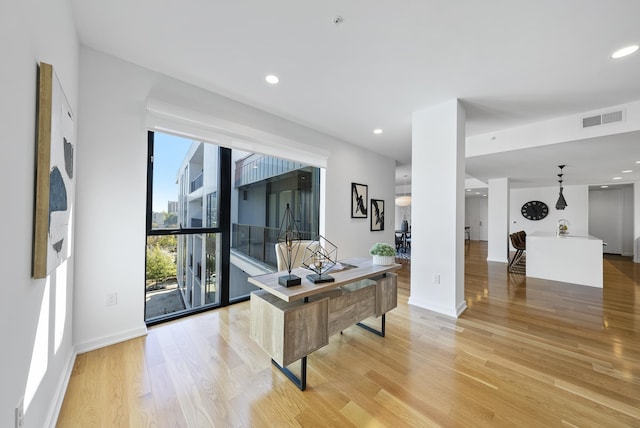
xmin=526 ymin=232 xmax=603 ymax=288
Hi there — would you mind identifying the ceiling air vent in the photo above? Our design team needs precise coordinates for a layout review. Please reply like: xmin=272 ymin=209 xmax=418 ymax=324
xmin=602 ymin=110 xmax=623 ymax=124
xmin=582 ymin=109 xmax=625 ymax=128
xmin=582 ymin=115 xmax=601 ymax=128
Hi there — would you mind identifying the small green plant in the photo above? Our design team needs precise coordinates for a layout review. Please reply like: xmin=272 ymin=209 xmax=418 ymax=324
xmin=369 ymin=243 xmax=396 ymax=257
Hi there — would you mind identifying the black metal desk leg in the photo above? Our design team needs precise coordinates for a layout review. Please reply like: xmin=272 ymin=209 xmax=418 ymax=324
xmin=269 ymin=295 xmax=310 ymax=391
xmin=271 ymin=356 xmax=307 ymax=391
xmin=357 ymin=313 xmax=386 ymax=337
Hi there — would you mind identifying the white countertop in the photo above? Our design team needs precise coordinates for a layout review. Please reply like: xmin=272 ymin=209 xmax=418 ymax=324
xmin=528 ymin=232 xmax=602 ymax=241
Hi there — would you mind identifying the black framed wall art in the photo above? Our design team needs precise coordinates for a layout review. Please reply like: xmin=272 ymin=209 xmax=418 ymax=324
xmin=351 ymin=182 xmax=368 ymax=218
xmin=370 ymin=199 xmax=384 ymax=231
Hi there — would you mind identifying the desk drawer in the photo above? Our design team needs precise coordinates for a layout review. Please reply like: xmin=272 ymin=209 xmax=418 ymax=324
xmin=250 ymin=290 xmax=329 ymax=367
xmin=328 ymin=280 xmax=376 ymax=336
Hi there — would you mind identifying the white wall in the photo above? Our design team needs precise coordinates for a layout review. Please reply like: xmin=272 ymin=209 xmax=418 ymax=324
xmin=74 ymin=48 xmax=396 ymax=351
xmin=510 ymin=185 xmax=589 ymax=242
xmin=325 ymin=145 xmax=396 ymax=257
xmin=589 ymin=186 xmax=634 ymax=256
xmin=634 ymin=183 xmax=640 ymax=262
xmin=622 ymin=185 xmax=634 ymax=256
xmin=465 ymin=197 xmax=488 ymax=240
xmin=487 ymin=178 xmax=510 ymax=263
xmin=0 ymin=0 xmax=79 ymax=427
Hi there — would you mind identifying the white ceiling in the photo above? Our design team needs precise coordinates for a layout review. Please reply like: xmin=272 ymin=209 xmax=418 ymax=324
xmin=70 ymin=0 xmax=640 ymax=187
xmin=466 ymin=130 xmax=640 ymax=196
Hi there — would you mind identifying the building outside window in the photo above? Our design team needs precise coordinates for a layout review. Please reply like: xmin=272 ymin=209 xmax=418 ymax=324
xmin=146 ymin=132 xmax=320 ymax=323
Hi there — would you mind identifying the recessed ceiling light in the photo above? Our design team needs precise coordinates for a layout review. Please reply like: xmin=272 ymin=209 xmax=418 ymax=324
xmin=612 ymin=176 xmax=623 ymax=180
xmin=636 ymin=160 xmax=640 ymax=164
xmin=265 ymin=74 xmax=279 ymax=84
xmin=475 ymin=192 xmax=481 ymax=195
xmin=466 ymin=189 xmax=471 ymax=192
xmin=373 ymin=129 xmax=383 ymax=134
xmin=482 ymin=194 xmax=487 ymax=197
xmin=601 ymin=185 xmax=609 ymax=188
xmin=611 ymin=45 xmax=639 ymax=59
xmin=622 ymin=170 xmax=632 ymax=173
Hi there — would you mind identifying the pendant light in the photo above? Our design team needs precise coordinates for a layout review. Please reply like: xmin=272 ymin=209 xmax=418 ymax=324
xmin=395 ymin=174 xmax=412 ymax=207
xmin=555 ymin=165 xmax=567 ymax=210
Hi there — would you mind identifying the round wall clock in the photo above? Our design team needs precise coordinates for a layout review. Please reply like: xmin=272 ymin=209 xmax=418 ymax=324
xmin=521 ymin=201 xmax=549 ymax=221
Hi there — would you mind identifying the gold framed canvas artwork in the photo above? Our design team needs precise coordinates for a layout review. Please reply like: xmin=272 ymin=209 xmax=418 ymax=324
xmin=33 ymin=62 xmax=75 ymax=278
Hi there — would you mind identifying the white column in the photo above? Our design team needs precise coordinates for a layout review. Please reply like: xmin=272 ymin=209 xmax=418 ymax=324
xmin=634 ymin=182 xmax=640 ymax=263
xmin=487 ymin=178 xmax=510 ymax=263
xmin=408 ymin=99 xmax=466 ymax=318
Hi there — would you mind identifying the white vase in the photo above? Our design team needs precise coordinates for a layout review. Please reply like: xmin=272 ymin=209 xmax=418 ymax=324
xmin=372 ymin=255 xmax=394 ymax=265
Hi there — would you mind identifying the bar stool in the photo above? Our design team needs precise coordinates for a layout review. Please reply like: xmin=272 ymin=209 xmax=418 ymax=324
xmin=508 ymin=231 xmax=526 ymax=273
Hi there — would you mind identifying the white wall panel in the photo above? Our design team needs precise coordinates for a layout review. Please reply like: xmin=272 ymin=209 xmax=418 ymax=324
xmin=1 ymin=0 xmax=79 ymax=426
xmin=487 ymin=178 xmax=509 ymax=263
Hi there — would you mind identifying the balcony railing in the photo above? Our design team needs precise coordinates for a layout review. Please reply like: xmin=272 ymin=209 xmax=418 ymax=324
xmin=232 ymin=223 xmax=315 ymax=268
xmin=190 ymin=172 xmax=203 ymax=192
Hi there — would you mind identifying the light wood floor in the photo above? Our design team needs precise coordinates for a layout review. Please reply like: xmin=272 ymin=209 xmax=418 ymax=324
xmin=57 ymin=241 xmax=640 ymax=427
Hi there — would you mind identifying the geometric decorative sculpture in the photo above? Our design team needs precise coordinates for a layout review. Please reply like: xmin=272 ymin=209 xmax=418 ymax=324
xmin=302 ymin=236 xmax=337 ymax=284
xmin=277 ymin=203 xmax=302 ymax=287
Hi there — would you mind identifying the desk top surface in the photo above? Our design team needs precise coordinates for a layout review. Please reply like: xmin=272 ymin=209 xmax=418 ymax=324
xmin=248 ymin=257 xmax=401 ymax=302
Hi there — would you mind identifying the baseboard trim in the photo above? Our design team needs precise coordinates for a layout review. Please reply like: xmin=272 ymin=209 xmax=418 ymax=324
xmin=46 ymin=348 xmax=76 ymax=428
xmin=408 ymin=296 xmax=465 ymax=318
xmin=75 ymin=326 xmax=148 ymax=354
xmin=456 ymin=300 xmax=468 ymax=317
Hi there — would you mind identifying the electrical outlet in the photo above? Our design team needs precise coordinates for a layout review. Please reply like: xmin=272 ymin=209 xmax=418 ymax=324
xmin=15 ymin=398 xmax=24 ymax=428
xmin=106 ymin=292 xmax=118 ymax=306
xmin=433 ymin=274 xmax=440 ymax=284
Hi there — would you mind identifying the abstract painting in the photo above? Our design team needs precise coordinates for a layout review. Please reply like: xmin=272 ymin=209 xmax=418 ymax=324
xmin=33 ymin=62 xmax=75 ymax=278
xmin=370 ymin=199 xmax=384 ymax=231
xmin=351 ymin=183 xmax=368 ymax=218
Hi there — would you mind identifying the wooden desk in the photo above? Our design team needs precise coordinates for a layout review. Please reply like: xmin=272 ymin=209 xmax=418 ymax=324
xmin=248 ymin=257 xmax=401 ymax=302
xmin=249 ymin=257 xmax=401 ymax=390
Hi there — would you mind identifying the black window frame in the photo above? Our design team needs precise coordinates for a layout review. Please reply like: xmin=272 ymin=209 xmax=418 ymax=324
xmin=145 ymin=131 xmax=231 ymax=326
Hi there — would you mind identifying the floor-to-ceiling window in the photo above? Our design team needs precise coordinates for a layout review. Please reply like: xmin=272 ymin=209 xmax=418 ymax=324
xmin=145 ymin=132 xmax=230 ymax=324
xmin=145 ymin=131 xmax=320 ymax=323
xmin=229 ymin=152 xmax=320 ymax=301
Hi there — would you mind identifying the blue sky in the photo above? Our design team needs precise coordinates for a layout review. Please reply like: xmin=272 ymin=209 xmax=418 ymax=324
xmin=152 ymin=132 xmax=193 ymax=212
